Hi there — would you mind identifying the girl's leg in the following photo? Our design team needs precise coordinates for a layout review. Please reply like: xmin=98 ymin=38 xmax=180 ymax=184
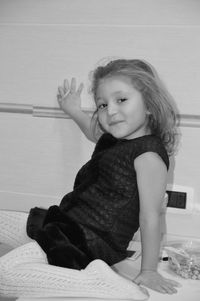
xmin=0 ymin=241 xmax=147 ymax=300
xmin=0 ymin=210 xmax=32 ymax=248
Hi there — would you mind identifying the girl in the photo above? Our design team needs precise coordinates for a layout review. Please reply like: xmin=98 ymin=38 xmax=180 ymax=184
xmin=0 ymin=59 xmax=180 ymax=298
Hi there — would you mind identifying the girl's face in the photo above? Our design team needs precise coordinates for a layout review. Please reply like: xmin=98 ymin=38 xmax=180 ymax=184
xmin=95 ymin=75 xmax=151 ymax=140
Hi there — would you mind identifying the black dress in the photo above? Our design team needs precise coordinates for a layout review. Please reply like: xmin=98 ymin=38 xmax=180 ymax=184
xmin=27 ymin=133 xmax=169 ymax=269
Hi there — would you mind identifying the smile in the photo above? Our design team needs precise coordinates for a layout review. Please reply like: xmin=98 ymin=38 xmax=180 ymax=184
xmin=109 ymin=120 xmax=124 ymax=126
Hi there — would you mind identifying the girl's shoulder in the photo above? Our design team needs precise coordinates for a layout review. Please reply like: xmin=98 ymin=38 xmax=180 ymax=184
xmin=92 ymin=134 xmax=169 ymax=169
xmin=127 ymin=135 xmax=170 ymax=170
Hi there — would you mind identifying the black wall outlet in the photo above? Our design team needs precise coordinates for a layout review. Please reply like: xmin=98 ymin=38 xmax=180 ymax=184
xmin=166 ymin=190 xmax=187 ymax=209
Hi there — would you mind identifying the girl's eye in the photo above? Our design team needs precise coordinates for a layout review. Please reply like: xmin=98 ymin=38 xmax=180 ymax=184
xmin=97 ymin=103 xmax=107 ymax=110
xmin=117 ymin=98 xmax=127 ymax=103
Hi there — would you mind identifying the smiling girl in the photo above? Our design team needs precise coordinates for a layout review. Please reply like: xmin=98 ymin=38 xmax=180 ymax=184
xmin=0 ymin=58 xmax=180 ymax=298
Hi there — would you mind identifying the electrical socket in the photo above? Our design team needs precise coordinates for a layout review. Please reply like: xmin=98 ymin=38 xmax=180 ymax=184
xmin=166 ymin=184 xmax=194 ymax=214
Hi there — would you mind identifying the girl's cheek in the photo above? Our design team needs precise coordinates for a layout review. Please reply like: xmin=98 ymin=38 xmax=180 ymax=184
xmin=98 ymin=117 xmax=103 ymax=127
xmin=97 ymin=111 xmax=103 ymax=121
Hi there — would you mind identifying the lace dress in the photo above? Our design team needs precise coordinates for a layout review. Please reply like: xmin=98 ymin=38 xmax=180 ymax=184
xmin=27 ymin=133 xmax=169 ymax=269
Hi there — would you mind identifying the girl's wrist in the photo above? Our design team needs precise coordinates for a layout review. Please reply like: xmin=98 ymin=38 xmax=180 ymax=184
xmin=63 ymin=106 xmax=80 ymax=115
xmin=141 ymin=269 xmax=157 ymax=273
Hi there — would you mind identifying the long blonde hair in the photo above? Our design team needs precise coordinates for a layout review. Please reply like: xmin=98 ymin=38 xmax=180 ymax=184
xmin=90 ymin=59 xmax=180 ymax=155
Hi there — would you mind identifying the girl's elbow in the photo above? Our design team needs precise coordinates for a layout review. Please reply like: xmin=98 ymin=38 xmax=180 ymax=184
xmin=139 ymin=212 xmax=160 ymax=227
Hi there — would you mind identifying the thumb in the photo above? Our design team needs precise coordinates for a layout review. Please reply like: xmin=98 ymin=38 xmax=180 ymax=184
xmin=133 ymin=274 xmax=143 ymax=285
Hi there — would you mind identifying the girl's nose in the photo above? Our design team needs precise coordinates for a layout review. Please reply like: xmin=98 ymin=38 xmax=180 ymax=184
xmin=107 ymin=102 xmax=118 ymax=116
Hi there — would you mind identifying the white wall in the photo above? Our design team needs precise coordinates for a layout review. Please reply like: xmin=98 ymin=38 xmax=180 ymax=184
xmin=0 ymin=0 xmax=200 ymax=239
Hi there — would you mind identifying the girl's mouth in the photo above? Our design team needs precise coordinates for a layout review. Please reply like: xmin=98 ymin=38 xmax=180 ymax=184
xmin=109 ymin=120 xmax=124 ymax=126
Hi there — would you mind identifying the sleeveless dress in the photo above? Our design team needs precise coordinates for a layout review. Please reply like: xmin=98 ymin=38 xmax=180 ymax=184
xmin=27 ymin=133 xmax=169 ymax=269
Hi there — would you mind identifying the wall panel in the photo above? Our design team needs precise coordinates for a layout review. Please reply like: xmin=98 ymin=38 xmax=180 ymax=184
xmin=0 ymin=113 xmax=91 ymax=205
xmin=0 ymin=0 xmax=200 ymax=26
xmin=0 ymin=0 xmax=200 ymax=239
xmin=0 ymin=25 xmax=200 ymax=114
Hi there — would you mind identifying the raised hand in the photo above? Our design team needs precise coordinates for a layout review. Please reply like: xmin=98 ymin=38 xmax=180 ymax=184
xmin=57 ymin=78 xmax=84 ymax=117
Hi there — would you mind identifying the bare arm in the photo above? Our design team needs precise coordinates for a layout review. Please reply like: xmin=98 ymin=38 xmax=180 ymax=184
xmin=57 ymin=78 xmax=101 ymax=143
xmin=133 ymin=152 xmax=180 ymax=294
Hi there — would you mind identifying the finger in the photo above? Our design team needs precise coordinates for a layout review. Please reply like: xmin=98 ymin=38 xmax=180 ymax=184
xmin=70 ymin=77 xmax=76 ymax=93
xmin=77 ymin=82 xmax=84 ymax=95
xmin=160 ymin=284 xmax=177 ymax=294
xmin=164 ymin=278 xmax=181 ymax=287
xmin=153 ymin=285 xmax=167 ymax=294
xmin=57 ymin=93 xmax=62 ymax=100
xmin=133 ymin=278 xmax=140 ymax=285
xmin=155 ymin=278 xmax=179 ymax=294
xmin=64 ymin=79 xmax=69 ymax=93
xmin=58 ymin=86 xmax=64 ymax=97
xmin=139 ymin=286 xmax=149 ymax=297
